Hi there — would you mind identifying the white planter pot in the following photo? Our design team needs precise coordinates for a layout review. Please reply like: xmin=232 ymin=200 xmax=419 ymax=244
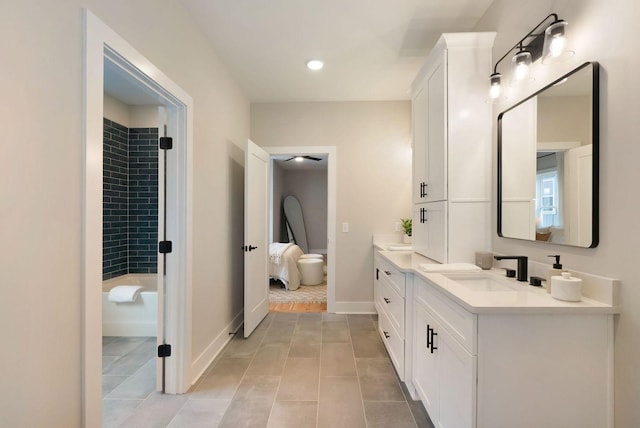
xmin=403 ymin=234 xmax=412 ymax=244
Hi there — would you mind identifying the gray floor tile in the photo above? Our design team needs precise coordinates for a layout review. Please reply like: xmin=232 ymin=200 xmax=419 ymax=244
xmin=119 ymin=392 xmax=188 ymax=427
xmin=364 ymin=401 xmax=418 ymax=428
xmin=103 ymin=356 xmax=119 ymax=373
xmin=167 ymin=399 xmax=230 ymax=427
xmin=318 ymin=376 xmax=366 ymax=428
xmin=320 ymin=342 xmax=357 ymax=376
xmin=292 ymin=324 xmax=322 ymax=344
xmin=233 ymin=375 xmax=280 ymax=402
xmin=348 ymin=314 xmax=376 ymax=331
xmin=356 ymin=357 xmax=397 ymax=377
xmin=191 ymin=373 xmax=245 ymax=400
xmin=276 ymin=358 xmax=320 ymax=401
xmin=103 ymin=375 xmax=128 ymax=396
xmin=102 ymin=350 xmax=154 ymax=376
xmin=246 ymin=342 xmax=289 ymax=376
xmin=103 ymin=336 xmax=118 ymax=346
xmin=289 ymin=342 xmax=321 ymax=358
xmin=262 ymin=323 xmax=296 ymax=344
xmin=217 ymin=399 xmax=273 ymax=428
xmin=267 ymin=401 xmax=318 ymax=428
xmin=106 ymin=359 xmax=156 ymax=399
xmin=322 ymin=321 xmax=351 ymax=343
xmin=351 ymin=330 xmax=388 ymax=358
xmin=273 ymin=312 xmax=300 ymax=323
xmin=223 ymin=332 xmax=264 ymax=358
xmin=407 ymin=397 xmax=435 ymax=428
xmin=359 ymin=374 xmax=405 ymax=401
xmin=102 ymin=398 xmax=143 ymax=428
xmin=103 ymin=337 xmax=149 ymax=357
xmin=208 ymin=357 xmax=253 ymax=378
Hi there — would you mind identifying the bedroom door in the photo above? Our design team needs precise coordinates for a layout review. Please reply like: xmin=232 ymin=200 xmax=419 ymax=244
xmin=244 ymin=139 xmax=270 ymax=337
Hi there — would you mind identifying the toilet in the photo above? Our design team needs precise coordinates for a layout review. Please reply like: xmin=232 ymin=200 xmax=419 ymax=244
xmin=297 ymin=258 xmax=324 ymax=285
xmin=299 ymin=253 xmax=323 ymax=260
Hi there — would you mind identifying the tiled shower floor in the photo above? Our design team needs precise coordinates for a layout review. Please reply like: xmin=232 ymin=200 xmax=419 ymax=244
xmin=103 ymin=313 xmax=434 ymax=427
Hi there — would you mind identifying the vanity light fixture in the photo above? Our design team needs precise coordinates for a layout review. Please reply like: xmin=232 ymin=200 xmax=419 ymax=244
xmin=489 ymin=13 xmax=572 ymax=99
xmin=306 ymin=59 xmax=324 ymax=71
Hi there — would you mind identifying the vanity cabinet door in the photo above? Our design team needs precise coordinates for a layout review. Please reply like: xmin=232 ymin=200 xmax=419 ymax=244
xmin=414 ymin=201 xmax=447 ymax=263
xmin=425 ymin=55 xmax=447 ymax=203
xmin=413 ymin=301 xmax=440 ymax=423
xmin=413 ymin=55 xmax=447 ymax=204
xmin=438 ymin=326 xmax=476 ymax=428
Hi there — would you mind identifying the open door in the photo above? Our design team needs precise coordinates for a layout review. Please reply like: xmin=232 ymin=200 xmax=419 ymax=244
xmin=244 ymin=140 xmax=270 ymax=337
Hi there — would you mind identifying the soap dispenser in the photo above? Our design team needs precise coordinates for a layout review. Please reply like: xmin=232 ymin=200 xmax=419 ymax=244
xmin=546 ymin=255 xmax=565 ymax=293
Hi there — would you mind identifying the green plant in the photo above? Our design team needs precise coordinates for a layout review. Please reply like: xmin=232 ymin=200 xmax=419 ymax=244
xmin=400 ymin=218 xmax=412 ymax=236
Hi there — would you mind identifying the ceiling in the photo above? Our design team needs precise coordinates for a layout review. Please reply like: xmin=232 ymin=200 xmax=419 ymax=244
xmin=272 ymin=154 xmax=328 ymax=171
xmin=179 ymin=0 xmax=495 ymax=102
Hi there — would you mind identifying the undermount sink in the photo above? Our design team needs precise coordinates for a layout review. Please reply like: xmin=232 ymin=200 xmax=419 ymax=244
xmin=443 ymin=273 xmax=523 ymax=292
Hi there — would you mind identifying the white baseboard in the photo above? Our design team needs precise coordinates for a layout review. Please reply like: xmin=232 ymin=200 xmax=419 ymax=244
xmin=332 ymin=301 xmax=376 ymax=314
xmin=189 ymin=309 xmax=244 ymax=386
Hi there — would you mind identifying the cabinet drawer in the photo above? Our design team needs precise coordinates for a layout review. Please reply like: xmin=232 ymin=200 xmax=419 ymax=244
xmin=376 ymin=257 xmax=406 ymax=297
xmin=415 ymin=276 xmax=477 ymax=355
xmin=378 ymin=276 xmax=405 ymax=338
xmin=378 ymin=309 xmax=405 ymax=379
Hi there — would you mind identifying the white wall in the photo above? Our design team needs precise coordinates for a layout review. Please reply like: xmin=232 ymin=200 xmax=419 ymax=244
xmin=0 ymin=1 xmax=248 ymax=426
xmin=272 ymin=161 xmax=285 ymax=242
xmin=251 ymin=101 xmax=412 ymax=302
xmin=476 ymin=1 xmax=640 ymax=426
xmin=103 ymin=93 xmax=162 ymax=128
xmin=104 ymin=93 xmax=131 ymax=127
xmin=282 ymin=169 xmax=328 ymax=252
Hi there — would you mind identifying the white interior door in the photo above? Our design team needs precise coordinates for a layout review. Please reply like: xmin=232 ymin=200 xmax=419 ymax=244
xmin=244 ymin=139 xmax=270 ymax=337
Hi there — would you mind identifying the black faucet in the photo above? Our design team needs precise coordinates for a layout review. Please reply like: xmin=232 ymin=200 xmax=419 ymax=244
xmin=494 ymin=256 xmax=528 ymax=282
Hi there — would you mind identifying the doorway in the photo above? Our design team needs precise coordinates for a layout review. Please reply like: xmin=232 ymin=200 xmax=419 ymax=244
xmin=84 ymin=10 xmax=193 ymax=427
xmin=265 ymin=146 xmax=337 ymax=314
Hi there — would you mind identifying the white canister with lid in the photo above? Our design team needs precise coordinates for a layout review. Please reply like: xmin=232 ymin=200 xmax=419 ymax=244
xmin=550 ymin=272 xmax=583 ymax=302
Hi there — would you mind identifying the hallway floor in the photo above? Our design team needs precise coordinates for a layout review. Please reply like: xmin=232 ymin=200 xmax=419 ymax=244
xmin=104 ymin=312 xmax=433 ymax=427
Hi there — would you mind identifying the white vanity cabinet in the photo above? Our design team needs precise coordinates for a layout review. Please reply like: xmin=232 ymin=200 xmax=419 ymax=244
xmin=374 ymin=252 xmax=407 ymax=379
xmin=412 ymin=275 xmax=614 ymax=428
xmin=412 ymin=32 xmax=495 ymax=263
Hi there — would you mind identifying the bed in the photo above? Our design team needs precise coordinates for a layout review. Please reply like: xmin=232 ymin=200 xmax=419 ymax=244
xmin=269 ymin=243 xmax=304 ymax=290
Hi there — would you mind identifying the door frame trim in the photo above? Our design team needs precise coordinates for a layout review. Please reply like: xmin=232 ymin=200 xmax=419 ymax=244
xmin=83 ymin=9 xmax=193 ymax=426
xmin=264 ymin=146 xmax=337 ymax=313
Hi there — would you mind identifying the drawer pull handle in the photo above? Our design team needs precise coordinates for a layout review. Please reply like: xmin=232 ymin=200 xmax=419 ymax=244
xmin=383 ymin=297 xmax=391 ymax=304
xmin=384 ymin=270 xmax=391 ymax=276
xmin=427 ymin=324 xmax=438 ymax=354
xmin=383 ymin=331 xmax=390 ymax=339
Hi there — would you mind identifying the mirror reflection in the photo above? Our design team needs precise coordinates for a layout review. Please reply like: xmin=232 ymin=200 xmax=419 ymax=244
xmin=498 ymin=62 xmax=599 ymax=248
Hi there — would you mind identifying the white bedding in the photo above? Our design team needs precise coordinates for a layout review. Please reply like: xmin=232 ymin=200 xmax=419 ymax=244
xmin=269 ymin=243 xmax=304 ymax=290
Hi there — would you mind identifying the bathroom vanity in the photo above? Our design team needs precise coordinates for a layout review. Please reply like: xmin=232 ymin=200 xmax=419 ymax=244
xmin=373 ymin=240 xmax=619 ymax=428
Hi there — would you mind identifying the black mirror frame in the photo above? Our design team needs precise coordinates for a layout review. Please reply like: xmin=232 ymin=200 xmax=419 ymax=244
xmin=497 ymin=61 xmax=599 ymax=248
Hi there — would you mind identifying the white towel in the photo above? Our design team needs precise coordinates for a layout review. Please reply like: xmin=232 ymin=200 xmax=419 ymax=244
xmin=419 ymin=263 xmax=481 ymax=273
xmin=108 ymin=285 xmax=143 ymax=303
xmin=269 ymin=243 xmax=292 ymax=264
xmin=388 ymin=245 xmax=413 ymax=251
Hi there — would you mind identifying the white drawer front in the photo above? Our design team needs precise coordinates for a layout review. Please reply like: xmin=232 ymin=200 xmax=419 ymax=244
xmin=415 ymin=276 xmax=477 ymax=355
xmin=377 ymin=257 xmax=406 ymax=297
xmin=378 ymin=309 xmax=405 ymax=379
xmin=378 ymin=277 xmax=405 ymax=338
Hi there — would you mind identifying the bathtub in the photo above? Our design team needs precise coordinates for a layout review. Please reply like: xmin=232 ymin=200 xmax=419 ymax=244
xmin=102 ymin=273 xmax=158 ymax=337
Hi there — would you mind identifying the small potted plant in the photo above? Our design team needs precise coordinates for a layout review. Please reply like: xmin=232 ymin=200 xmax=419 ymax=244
xmin=400 ymin=218 xmax=412 ymax=244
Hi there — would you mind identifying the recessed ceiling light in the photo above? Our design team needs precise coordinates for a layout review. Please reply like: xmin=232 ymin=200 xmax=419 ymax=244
xmin=294 ymin=156 xmax=304 ymax=162
xmin=306 ymin=60 xmax=324 ymax=71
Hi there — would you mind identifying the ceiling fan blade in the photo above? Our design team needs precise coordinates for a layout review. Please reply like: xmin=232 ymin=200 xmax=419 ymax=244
xmin=305 ymin=156 xmax=322 ymax=161
xmin=284 ymin=157 xmax=295 ymax=161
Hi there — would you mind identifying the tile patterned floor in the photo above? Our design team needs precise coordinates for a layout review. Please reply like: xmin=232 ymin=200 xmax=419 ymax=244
xmin=103 ymin=313 xmax=434 ymax=427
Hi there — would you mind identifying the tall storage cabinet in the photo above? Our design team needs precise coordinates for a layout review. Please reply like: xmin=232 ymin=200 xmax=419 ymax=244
xmin=412 ymin=33 xmax=495 ymax=263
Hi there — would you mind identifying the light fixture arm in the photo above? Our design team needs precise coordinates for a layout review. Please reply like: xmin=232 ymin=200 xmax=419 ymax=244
xmin=492 ymin=13 xmax=560 ymax=75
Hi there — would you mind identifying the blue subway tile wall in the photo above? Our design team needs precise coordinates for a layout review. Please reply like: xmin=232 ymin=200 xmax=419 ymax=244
xmin=102 ymin=119 xmax=158 ymax=280
xmin=128 ymin=127 xmax=159 ymax=274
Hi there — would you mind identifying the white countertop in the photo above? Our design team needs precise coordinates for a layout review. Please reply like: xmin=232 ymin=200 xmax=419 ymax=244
xmin=374 ymin=242 xmax=620 ymax=315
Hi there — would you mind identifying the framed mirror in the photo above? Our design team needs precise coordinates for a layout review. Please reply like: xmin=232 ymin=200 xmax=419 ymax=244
xmin=497 ymin=62 xmax=599 ymax=247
